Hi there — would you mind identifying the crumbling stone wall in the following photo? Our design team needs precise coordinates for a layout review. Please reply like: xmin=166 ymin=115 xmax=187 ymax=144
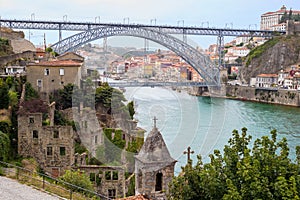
xmin=18 ymin=113 xmax=75 ymax=177
xmin=74 ymin=162 xmax=126 ymax=199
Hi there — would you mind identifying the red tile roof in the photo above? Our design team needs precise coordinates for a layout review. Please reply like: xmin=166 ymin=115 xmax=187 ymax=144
xmin=28 ymin=60 xmax=82 ymax=67
xmin=257 ymin=73 xmax=278 ymax=78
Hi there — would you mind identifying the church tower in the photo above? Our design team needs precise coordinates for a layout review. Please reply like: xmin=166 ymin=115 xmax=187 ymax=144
xmin=135 ymin=117 xmax=176 ymax=200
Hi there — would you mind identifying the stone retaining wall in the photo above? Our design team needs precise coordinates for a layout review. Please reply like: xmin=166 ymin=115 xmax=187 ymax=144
xmin=226 ymin=85 xmax=300 ymax=106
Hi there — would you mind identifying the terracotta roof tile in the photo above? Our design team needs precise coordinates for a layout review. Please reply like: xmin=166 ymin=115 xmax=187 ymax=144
xmin=257 ymin=73 xmax=278 ymax=78
xmin=28 ymin=60 xmax=82 ymax=67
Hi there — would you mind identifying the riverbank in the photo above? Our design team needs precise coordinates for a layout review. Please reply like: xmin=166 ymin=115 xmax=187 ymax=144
xmin=188 ymin=85 xmax=300 ymax=107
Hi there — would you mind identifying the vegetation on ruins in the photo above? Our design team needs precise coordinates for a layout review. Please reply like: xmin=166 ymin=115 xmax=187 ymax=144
xmin=59 ymin=169 xmax=94 ymax=192
xmin=0 ymin=38 xmax=13 ymax=56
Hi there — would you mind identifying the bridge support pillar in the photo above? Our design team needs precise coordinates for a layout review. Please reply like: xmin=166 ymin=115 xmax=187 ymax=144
xmin=59 ymin=24 xmax=62 ymax=41
xmin=217 ymin=33 xmax=224 ymax=69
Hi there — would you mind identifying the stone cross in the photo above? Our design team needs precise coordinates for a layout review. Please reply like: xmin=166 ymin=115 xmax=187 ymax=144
xmin=183 ymin=146 xmax=194 ymax=163
xmin=153 ymin=116 xmax=158 ymax=128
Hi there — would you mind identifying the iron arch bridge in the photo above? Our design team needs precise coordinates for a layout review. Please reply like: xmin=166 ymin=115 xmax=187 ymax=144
xmin=51 ymin=26 xmax=220 ymax=86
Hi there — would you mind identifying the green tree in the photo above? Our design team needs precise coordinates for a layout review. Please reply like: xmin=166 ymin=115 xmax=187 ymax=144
xmin=25 ymin=82 xmax=39 ymax=101
xmin=0 ymin=79 xmax=9 ymax=109
xmin=95 ymin=83 xmax=126 ymax=113
xmin=8 ymin=90 xmax=18 ymax=108
xmin=59 ymin=169 xmax=94 ymax=193
xmin=127 ymin=101 xmax=135 ymax=119
xmin=168 ymin=128 xmax=300 ymax=200
xmin=52 ymin=83 xmax=81 ymax=110
xmin=0 ymin=131 xmax=11 ymax=162
xmin=0 ymin=38 xmax=13 ymax=56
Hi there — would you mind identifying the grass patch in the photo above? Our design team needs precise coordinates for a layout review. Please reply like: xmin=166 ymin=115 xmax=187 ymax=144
xmin=245 ymin=36 xmax=281 ymax=67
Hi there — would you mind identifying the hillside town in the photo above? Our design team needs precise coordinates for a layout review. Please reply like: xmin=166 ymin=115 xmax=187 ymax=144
xmin=1 ymin=5 xmax=300 ymax=200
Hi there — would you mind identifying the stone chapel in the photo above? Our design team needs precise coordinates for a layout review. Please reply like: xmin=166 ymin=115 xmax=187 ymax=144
xmin=134 ymin=117 xmax=176 ymax=200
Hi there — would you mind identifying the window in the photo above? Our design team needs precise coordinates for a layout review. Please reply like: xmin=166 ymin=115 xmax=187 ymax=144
xmin=32 ymin=130 xmax=38 ymax=138
xmin=105 ymin=171 xmax=111 ymax=180
xmin=108 ymin=189 xmax=116 ymax=198
xmin=59 ymin=68 xmax=64 ymax=76
xmin=60 ymin=147 xmax=66 ymax=156
xmin=95 ymin=135 xmax=98 ymax=144
xmin=47 ymin=146 xmax=53 ymax=156
xmin=155 ymin=172 xmax=163 ymax=191
xmin=53 ymin=130 xmax=59 ymax=138
xmin=89 ymin=173 xmax=96 ymax=182
xmin=37 ymin=79 xmax=42 ymax=88
xmin=29 ymin=117 xmax=34 ymax=124
xmin=44 ymin=68 xmax=50 ymax=75
xmin=112 ymin=171 xmax=118 ymax=180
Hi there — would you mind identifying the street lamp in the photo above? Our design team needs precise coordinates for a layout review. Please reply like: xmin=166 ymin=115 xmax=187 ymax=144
xmin=225 ymin=23 xmax=233 ymax=29
xmin=63 ymin=15 xmax=67 ymax=22
xmin=29 ymin=13 xmax=35 ymax=42
xmin=31 ymin=13 xmax=35 ymax=21
xmin=123 ymin=17 xmax=129 ymax=24
xmin=150 ymin=19 xmax=157 ymax=25
xmin=95 ymin=16 xmax=100 ymax=23
xmin=249 ymin=24 xmax=257 ymax=30
xmin=177 ymin=20 xmax=184 ymax=27
xmin=201 ymin=21 xmax=209 ymax=28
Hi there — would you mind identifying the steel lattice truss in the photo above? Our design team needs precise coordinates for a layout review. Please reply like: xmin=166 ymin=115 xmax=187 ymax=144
xmin=0 ymin=19 xmax=284 ymax=37
xmin=108 ymin=81 xmax=207 ymax=87
xmin=51 ymin=26 xmax=220 ymax=86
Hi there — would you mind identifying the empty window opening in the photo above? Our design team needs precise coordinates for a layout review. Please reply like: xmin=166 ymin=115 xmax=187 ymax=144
xmin=47 ymin=146 xmax=53 ymax=156
xmin=108 ymin=189 xmax=116 ymax=198
xmin=53 ymin=130 xmax=59 ymax=138
xmin=32 ymin=130 xmax=38 ymax=138
xmin=155 ymin=172 xmax=163 ymax=191
xmin=60 ymin=147 xmax=66 ymax=156
xmin=29 ymin=117 xmax=34 ymax=124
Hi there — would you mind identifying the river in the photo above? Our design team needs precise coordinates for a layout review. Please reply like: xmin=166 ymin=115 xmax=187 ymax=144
xmin=124 ymin=87 xmax=300 ymax=174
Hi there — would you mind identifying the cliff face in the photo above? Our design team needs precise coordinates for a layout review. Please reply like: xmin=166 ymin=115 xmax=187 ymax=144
xmin=240 ymin=35 xmax=300 ymax=83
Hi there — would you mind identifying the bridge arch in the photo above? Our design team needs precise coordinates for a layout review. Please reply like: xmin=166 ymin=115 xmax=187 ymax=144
xmin=51 ymin=26 xmax=220 ymax=85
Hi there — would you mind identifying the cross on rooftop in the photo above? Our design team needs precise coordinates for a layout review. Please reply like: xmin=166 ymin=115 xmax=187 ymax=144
xmin=153 ymin=116 xmax=158 ymax=128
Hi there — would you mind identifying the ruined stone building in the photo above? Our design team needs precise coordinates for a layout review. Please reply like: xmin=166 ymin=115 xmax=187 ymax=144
xmin=18 ymin=112 xmax=75 ymax=177
xmin=135 ymin=118 xmax=176 ymax=200
xmin=62 ymin=106 xmax=104 ymax=157
xmin=74 ymin=153 xmax=127 ymax=199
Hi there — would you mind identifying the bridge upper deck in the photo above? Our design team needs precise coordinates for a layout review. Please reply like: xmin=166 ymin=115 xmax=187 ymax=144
xmin=0 ymin=19 xmax=285 ymax=37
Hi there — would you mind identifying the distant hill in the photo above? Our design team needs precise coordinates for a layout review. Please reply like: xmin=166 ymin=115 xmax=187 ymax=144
xmin=240 ymin=35 xmax=300 ymax=83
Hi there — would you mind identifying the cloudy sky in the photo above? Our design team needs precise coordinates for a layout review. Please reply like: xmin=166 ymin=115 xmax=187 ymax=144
xmin=0 ymin=0 xmax=299 ymax=48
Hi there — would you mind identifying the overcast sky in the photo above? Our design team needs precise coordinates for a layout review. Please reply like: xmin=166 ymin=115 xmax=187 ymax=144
xmin=1 ymin=0 xmax=299 ymax=49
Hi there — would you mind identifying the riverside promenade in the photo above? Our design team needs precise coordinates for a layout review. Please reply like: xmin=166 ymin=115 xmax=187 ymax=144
xmin=0 ymin=176 xmax=60 ymax=200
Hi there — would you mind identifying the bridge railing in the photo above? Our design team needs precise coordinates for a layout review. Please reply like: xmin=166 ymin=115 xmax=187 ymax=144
xmin=0 ymin=161 xmax=111 ymax=200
